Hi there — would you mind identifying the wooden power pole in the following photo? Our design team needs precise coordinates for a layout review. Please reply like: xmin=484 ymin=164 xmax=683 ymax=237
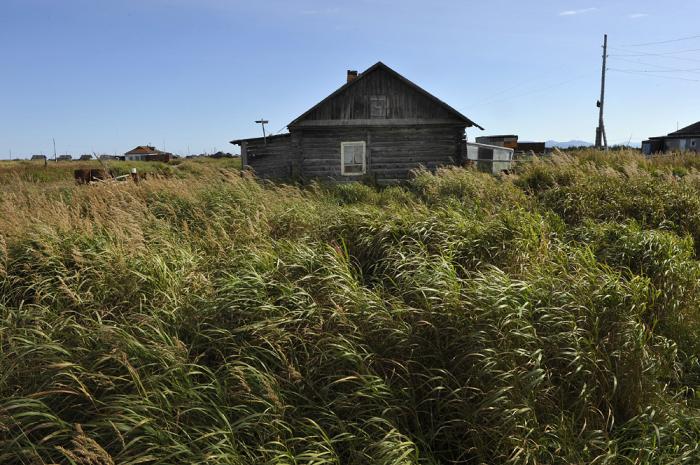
xmin=595 ymin=34 xmax=608 ymax=151
xmin=255 ymin=119 xmax=269 ymax=144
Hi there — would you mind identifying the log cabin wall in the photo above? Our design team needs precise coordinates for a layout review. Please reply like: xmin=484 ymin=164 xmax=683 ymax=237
xmin=298 ymin=125 xmax=464 ymax=185
xmin=242 ymin=135 xmax=294 ymax=179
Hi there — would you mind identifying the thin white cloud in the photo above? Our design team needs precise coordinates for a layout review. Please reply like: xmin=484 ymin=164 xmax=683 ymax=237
xmin=300 ymin=7 xmax=341 ymax=16
xmin=628 ymin=13 xmax=649 ymax=19
xmin=559 ymin=7 xmax=597 ymax=16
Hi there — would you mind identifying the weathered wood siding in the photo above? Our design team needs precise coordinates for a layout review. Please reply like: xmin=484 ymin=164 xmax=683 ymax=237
xmin=294 ymin=67 xmax=460 ymax=123
xmin=299 ymin=126 xmax=463 ymax=184
xmin=243 ymin=135 xmax=294 ymax=179
xmin=233 ymin=62 xmax=480 ymax=183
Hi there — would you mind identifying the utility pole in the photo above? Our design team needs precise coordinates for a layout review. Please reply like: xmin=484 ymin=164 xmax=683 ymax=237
xmin=595 ymin=34 xmax=608 ymax=151
xmin=255 ymin=118 xmax=269 ymax=144
xmin=53 ymin=137 xmax=57 ymax=162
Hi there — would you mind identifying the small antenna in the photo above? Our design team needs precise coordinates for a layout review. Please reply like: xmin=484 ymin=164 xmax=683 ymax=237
xmin=255 ymin=118 xmax=269 ymax=144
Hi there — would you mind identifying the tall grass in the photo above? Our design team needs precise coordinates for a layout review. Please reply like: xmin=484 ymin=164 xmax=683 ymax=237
xmin=1 ymin=154 xmax=700 ymax=464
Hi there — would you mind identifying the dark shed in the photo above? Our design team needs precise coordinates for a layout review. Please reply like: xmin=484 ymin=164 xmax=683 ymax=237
xmin=231 ymin=62 xmax=483 ymax=184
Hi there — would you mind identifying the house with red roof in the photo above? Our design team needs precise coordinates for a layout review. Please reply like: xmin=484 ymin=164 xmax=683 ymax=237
xmin=124 ymin=146 xmax=172 ymax=162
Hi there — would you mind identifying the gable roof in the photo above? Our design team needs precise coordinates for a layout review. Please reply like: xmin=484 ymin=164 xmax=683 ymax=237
xmin=230 ymin=133 xmax=290 ymax=145
xmin=125 ymin=145 xmax=164 ymax=155
xmin=288 ymin=61 xmax=483 ymax=130
xmin=669 ymin=121 xmax=700 ymax=136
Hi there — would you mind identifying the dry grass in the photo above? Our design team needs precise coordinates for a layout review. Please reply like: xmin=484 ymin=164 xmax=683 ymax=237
xmin=1 ymin=153 xmax=700 ymax=464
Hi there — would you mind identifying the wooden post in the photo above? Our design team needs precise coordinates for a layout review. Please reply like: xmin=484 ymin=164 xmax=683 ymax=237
xmin=255 ymin=119 xmax=269 ymax=144
xmin=240 ymin=141 xmax=248 ymax=168
xmin=595 ymin=34 xmax=608 ymax=151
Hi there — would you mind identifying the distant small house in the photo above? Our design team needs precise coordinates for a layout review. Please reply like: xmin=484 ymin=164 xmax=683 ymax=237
xmin=31 ymin=155 xmax=47 ymax=161
xmin=79 ymin=154 xmax=93 ymax=161
xmin=476 ymin=135 xmax=546 ymax=154
xmin=643 ymin=122 xmax=700 ymax=155
xmin=124 ymin=146 xmax=172 ymax=162
xmin=516 ymin=142 xmax=547 ymax=154
xmin=57 ymin=154 xmax=72 ymax=162
xmin=476 ymin=135 xmax=519 ymax=149
xmin=209 ymin=151 xmax=234 ymax=159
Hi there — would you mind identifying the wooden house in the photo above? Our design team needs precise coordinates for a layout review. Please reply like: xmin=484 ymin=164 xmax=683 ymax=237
xmin=230 ymin=62 xmax=483 ymax=184
xmin=475 ymin=135 xmax=519 ymax=150
xmin=475 ymin=135 xmax=546 ymax=154
xmin=643 ymin=122 xmax=700 ymax=155
xmin=124 ymin=145 xmax=173 ymax=162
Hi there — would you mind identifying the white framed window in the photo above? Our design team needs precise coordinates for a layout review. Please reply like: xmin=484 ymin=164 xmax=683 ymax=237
xmin=341 ymin=141 xmax=366 ymax=175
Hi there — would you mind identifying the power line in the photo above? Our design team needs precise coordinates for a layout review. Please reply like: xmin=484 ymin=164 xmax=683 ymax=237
xmin=609 ymin=56 xmax=700 ymax=74
xmin=608 ymin=68 xmax=700 ymax=82
xmin=610 ymin=47 xmax=700 ymax=57
xmin=473 ymin=72 xmax=594 ymax=107
xmin=468 ymin=73 xmax=555 ymax=106
xmin=611 ymin=67 xmax=700 ymax=73
xmin=623 ymin=34 xmax=700 ymax=47
xmin=608 ymin=46 xmax=700 ymax=64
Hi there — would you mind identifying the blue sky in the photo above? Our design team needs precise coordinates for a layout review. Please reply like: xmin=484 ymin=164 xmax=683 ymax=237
xmin=2 ymin=0 xmax=700 ymax=158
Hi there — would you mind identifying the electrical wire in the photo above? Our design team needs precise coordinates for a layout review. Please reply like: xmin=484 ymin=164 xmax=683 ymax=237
xmin=610 ymin=47 xmax=700 ymax=57
xmin=608 ymin=68 xmax=700 ymax=82
xmin=610 ymin=67 xmax=700 ymax=73
xmin=609 ymin=56 xmax=700 ymax=74
xmin=468 ymin=75 xmax=552 ymax=106
xmin=474 ymin=72 xmax=595 ymax=107
xmin=609 ymin=46 xmax=700 ymax=64
xmin=622 ymin=34 xmax=700 ymax=47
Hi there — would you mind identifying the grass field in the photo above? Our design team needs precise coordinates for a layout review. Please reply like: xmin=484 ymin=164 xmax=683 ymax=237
xmin=0 ymin=157 xmax=242 ymax=186
xmin=2 ymin=151 xmax=700 ymax=464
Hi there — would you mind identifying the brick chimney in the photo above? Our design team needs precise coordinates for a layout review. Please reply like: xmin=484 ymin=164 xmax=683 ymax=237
xmin=347 ymin=70 xmax=358 ymax=83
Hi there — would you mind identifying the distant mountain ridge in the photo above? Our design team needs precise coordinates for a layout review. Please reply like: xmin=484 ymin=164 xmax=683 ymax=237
xmin=545 ymin=140 xmax=593 ymax=149
xmin=544 ymin=140 xmax=642 ymax=149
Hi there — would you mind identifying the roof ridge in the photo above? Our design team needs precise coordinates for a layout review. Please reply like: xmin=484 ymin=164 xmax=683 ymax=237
xmin=669 ymin=121 xmax=700 ymax=135
xmin=288 ymin=62 xmax=483 ymax=130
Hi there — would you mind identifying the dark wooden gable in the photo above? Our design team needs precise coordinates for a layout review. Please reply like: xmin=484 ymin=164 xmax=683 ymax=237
xmin=669 ymin=121 xmax=700 ymax=136
xmin=289 ymin=62 xmax=482 ymax=129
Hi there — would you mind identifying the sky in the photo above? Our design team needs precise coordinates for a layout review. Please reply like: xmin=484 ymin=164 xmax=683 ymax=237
xmin=2 ymin=0 xmax=700 ymax=158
